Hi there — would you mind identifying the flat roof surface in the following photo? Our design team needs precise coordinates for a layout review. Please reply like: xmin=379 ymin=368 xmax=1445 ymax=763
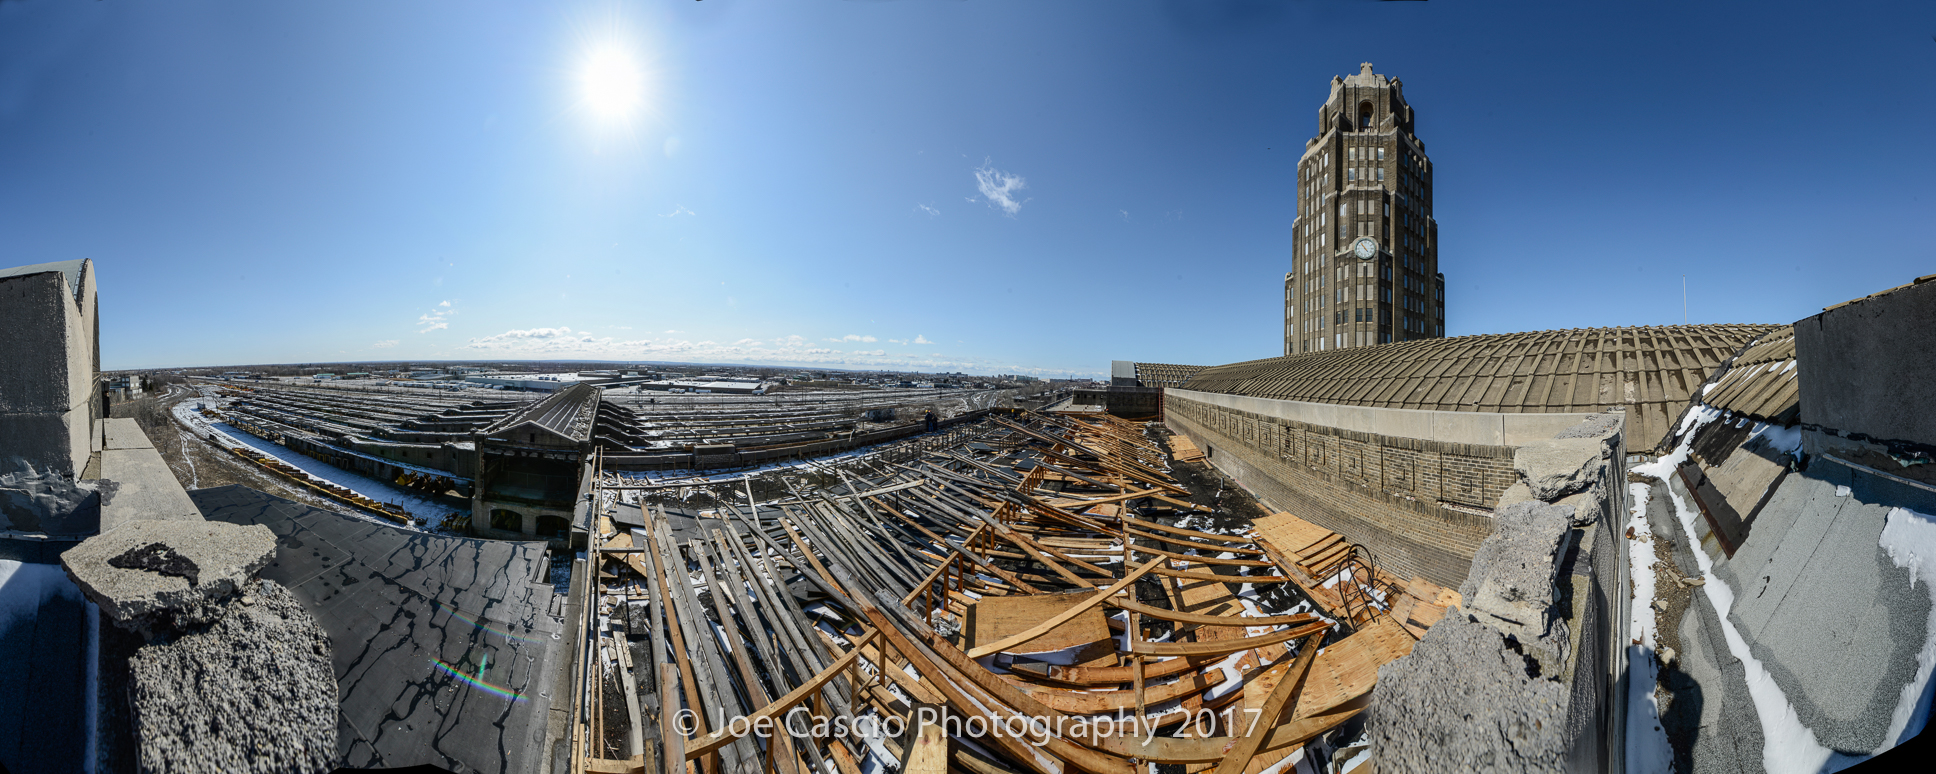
xmin=192 ymin=486 xmax=561 ymax=773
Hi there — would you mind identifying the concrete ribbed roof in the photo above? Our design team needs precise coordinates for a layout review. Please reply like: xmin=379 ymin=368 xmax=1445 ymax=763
xmin=1132 ymin=362 xmax=1207 ymax=390
xmin=1701 ymin=326 xmax=1799 ymax=424
xmin=1179 ymin=325 xmax=1779 ymax=451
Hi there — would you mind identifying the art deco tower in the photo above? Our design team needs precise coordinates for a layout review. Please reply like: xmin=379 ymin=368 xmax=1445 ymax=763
xmin=1284 ymin=63 xmax=1444 ymax=355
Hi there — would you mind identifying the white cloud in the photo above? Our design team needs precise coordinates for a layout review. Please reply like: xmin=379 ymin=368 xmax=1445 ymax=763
xmin=459 ymin=325 xmax=1099 ymax=376
xmin=888 ymin=338 xmax=907 ymax=345
xmin=826 ymin=334 xmax=876 ymax=342
xmin=659 ymin=205 xmax=696 ymax=218
xmin=373 ymin=340 xmax=399 ymax=349
xmin=914 ymin=334 xmax=932 ymax=345
xmin=665 ymin=329 xmax=682 ymax=334
xmin=417 ymin=300 xmax=457 ymax=333
xmin=973 ymin=159 xmax=1028 ymax=216
xmin=1119 ymin=210 xmax=1130 ymax=222
xmin=915 ymin=203 xmax=940 ymax=217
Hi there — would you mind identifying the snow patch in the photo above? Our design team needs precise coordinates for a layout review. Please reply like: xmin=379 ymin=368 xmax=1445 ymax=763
xmin=1875 ymin=507 xmax=1936 ymax=755
xmin=1636 ymin=408 xmax=1839 ymax=774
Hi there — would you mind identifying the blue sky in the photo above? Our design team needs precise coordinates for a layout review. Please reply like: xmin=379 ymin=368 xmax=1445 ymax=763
xmin=2 ymin=1 xmax=1931 ymax=376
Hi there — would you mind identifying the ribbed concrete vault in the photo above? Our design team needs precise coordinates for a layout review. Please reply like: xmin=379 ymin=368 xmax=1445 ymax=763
xmin=1180 ymin=324 xmax=1777 ymax=451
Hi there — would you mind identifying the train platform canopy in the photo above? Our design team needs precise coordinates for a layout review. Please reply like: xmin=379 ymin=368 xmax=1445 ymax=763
xmin=479 ymin=382 xmax=600 ymax=444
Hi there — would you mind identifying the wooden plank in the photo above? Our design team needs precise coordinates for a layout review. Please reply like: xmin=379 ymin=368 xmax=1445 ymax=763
xmin=1110 ymin=598 xmax=1318 ymax=630
xmin=905 ymin=703 xmax=949 ymax=774
xmin=1126 ymin=621 xmax=1329 ymax=658
xmin=966 ymin=558 xmax=1162 ymax=658
xmin=1214 ymin=632 xmax=1323 ymax=774
xmin=971 ymin=590 xmax=1112 ymax=662
xmin=1005 ymin=653 xmax=1220 ymax=687
xmin=685 ymin=631 xmax=878 ymax=758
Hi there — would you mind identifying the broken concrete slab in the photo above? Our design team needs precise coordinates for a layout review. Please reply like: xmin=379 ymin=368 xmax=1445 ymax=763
xmin=1460 ymin=501 xmax=1574 ymax=670
xmin=1367 ymin=610 xmax=1570 ymax=773
xmin=128 ymin=579 xmax=335 ymax=774
xmin=1513 ymin=437 xmax=1610 ymax=501
xmin=60 ymin=520 xmax=276 ymax=638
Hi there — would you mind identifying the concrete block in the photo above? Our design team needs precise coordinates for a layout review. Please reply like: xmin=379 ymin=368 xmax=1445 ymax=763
xmin=61 ymin=519 xmax=278 ymax=638
xmin=1462 ymin=501 xmax=1573 ymax=655
xmin=1796 ymin=276 xmax=1936 ymax=448
xmin=1431 ymin=411 xmax=1503 ymax=445
xmin=1513 ymin=437 xmax=1608 ymax=501
xmin=1372 ymin=408 xmax=1437 ymax=442
xmin=1504 ymin=413 xmax=1603 ymax=446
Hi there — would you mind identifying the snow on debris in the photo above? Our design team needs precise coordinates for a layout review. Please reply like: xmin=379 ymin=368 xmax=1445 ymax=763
xmin=1634 ymin=407 xmax=1839 ymax=774
xmin=1624 ymin=481 xmax=1673 ymax=774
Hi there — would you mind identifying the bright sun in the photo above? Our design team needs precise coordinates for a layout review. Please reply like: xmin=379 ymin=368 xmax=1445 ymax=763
xmin=578 ymin=45 xmax=646 ymax=123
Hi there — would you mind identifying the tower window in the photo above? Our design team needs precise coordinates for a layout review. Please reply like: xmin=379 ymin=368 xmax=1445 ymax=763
xmin=1359 ymin=102 xmax=1373 ymax=129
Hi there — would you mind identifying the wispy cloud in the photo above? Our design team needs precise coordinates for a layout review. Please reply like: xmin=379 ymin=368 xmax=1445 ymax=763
xmin=915 ymin=203 xmax=940 ymax=217
xmin=373 ymin=340 xmax=399 ymax=349
xmin=824 ymin=334 xmax=876 ymax=343
xmin=658 ymin=205 xmax=696 ymax=218
xmin=417 ymin=301 xmax=457 ymax=333
xmin=914 ymin=334 xmax=932 ymax=345
xmin=461 ymin=325 xmax=1095 ymax=376
xmin=972 ymin=159 xmax=1028 ymax=216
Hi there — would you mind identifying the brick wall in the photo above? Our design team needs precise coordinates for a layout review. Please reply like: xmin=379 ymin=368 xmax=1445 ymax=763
xmin=1166 ymin=392 xmax=1509 ymax=588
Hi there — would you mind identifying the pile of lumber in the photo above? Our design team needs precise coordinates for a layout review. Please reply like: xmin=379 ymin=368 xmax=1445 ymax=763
xmin=1252 ymin=511 xmax=1462 ymax=638
xmin=1167 ymin=433 xmax=1206 ymax=463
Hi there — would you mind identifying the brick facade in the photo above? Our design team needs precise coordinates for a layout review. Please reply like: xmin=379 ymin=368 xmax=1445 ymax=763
xmin=1166 ymin=392 xmax=1506 ymax=588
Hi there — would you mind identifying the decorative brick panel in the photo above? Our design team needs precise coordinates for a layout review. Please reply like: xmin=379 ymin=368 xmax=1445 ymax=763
xmin=1164 ymin=394 xmax=1512 ymax=588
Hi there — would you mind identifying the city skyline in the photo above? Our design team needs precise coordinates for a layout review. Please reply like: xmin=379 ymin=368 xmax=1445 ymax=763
xmin=2 ymin=0 xmax=1931 ymax=376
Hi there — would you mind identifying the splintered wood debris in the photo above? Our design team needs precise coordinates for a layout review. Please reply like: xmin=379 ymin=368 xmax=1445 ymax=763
xmin=565 ymin=410 xmax=1450 ymax=774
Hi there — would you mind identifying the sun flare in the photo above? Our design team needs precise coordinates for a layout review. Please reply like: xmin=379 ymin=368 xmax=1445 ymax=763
xmin=577 ymin=44 xmax=646 ymax=123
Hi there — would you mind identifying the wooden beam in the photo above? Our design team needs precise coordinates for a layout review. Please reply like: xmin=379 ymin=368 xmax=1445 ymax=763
xmin=1213 ymin=632 xmax=1324 ymax=774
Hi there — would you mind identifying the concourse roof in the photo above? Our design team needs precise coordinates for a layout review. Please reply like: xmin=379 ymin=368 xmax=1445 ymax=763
xmin=1178 ymin=325 xmax=1778 ymax=451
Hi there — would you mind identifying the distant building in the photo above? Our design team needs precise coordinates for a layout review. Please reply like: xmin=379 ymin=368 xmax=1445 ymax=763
xmin=1286 ymin=62 xmax=1445 ymax=355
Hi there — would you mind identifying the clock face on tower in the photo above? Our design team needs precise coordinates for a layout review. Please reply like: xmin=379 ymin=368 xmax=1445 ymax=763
xmin=1352 ymin=237 xmax=1377 ymax=259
